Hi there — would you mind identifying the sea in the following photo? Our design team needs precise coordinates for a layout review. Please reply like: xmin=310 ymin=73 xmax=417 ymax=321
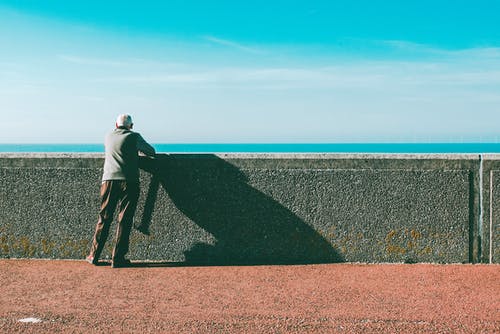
xmin=1 ymin=143 xmax=500 ymax=153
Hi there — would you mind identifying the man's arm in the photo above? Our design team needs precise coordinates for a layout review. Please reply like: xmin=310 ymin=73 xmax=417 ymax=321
xmin=136 ymin=133 xmax=156 ymax=157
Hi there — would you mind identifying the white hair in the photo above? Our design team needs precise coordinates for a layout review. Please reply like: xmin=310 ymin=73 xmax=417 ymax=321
xmin=116 ymin=114 xmax=133 ymax=128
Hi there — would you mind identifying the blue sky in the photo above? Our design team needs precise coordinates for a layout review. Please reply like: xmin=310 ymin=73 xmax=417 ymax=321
xmin=1 ymin=0 xmax=500 ymax=143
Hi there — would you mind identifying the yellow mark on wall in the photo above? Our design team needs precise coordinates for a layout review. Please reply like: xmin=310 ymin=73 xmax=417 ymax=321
xmin=384 ymin=229 xmax=431 ymax=257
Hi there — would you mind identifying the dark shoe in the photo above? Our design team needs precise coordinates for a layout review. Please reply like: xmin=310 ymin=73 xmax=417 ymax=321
xmin=112 ymin=259 xmax=132 ymax=268
xmin=135 ymin=224 xmax=150 ymax=236
xmin=86 ymin=255 xmax=98 ymax=265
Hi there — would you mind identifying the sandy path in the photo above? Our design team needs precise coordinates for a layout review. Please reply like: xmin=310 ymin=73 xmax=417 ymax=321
xmin=0 ymin=260 xmax=499 ymax=333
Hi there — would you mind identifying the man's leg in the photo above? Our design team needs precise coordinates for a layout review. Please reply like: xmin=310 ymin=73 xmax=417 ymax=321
xmin=88 ymin=181 xmax=120 ymax=262
xmin=112 ymin=181 xmax=139 ymax=263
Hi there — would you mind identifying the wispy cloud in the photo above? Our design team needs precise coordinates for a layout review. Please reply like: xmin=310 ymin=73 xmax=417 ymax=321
xmin=92 ymin=57 xmax=500 ymax=89
xmin=57 ymin=54 xmax=190 ymax=70
xmin=203 ymin=35 xmax=265 ymax=54
xmin=96 ymin=73 xmax=212 ymax=84
xmin=60 ymin=41 xmax=500 ymax=102
xmin=378 ymin=40 xmax=500 ymax=59
xmin=58 ymin=54 xmax=139 ymax=67
xmin=379 ymin=40 xmax=442 ymax=53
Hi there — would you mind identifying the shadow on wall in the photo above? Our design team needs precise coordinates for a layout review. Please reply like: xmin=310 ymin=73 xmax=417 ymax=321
xmin=139 ymin=154 xmax=343 ymax=265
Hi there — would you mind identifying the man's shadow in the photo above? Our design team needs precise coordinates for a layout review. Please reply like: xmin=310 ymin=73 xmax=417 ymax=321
xmin=138 ymin=154 xmax=343 ymax=266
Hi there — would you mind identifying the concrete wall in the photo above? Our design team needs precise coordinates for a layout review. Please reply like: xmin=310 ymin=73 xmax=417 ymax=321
xmin=0 ymin=153 xmax=496 ymax=264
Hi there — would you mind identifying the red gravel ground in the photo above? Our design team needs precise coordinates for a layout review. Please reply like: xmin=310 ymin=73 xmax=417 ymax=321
xmin=0 ymin=260 xmax=499 ymax=333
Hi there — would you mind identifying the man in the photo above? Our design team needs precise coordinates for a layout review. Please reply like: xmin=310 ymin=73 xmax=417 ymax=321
xmin=86 ymin=114 xmax=156 ymax=268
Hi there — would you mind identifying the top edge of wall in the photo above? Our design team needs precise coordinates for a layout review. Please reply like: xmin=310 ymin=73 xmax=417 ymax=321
xmin=0 ymin=153 xmax=485 ymax=160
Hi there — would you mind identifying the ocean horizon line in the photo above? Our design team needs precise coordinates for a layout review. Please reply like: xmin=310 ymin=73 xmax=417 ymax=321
xmin=2 ymin=142 xmax=500 ymax=153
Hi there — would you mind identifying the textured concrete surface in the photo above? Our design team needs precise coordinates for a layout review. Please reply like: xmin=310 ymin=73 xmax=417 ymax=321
xmin=0 ymin=153 xmax=484 ymax=263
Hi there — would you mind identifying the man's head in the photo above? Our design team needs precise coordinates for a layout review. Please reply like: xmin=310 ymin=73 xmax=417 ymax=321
xmin=116 ymin=114 xmax=133 ymax=129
